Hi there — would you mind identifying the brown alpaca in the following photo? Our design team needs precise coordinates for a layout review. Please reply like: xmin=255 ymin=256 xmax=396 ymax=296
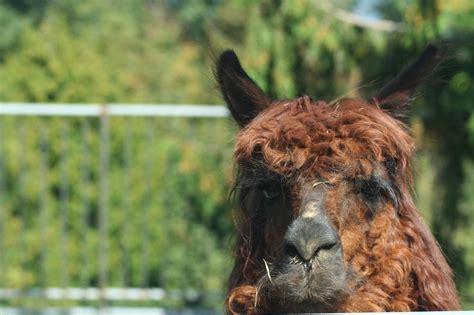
xmin=216 ymin=44 xmax=460 ymax=313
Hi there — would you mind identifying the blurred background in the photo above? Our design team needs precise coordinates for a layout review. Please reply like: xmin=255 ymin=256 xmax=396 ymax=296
xmin=0 ymin=0 xmax=473 ymax=313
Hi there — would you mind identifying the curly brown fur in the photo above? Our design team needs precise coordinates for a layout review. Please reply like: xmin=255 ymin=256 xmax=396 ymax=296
xmin=218 ymin=47 xmax=460 ymax=313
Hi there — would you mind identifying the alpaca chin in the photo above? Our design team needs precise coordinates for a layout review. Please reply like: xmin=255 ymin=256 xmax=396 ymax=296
xmin=259 ymin=246 xmax=350 ymax=312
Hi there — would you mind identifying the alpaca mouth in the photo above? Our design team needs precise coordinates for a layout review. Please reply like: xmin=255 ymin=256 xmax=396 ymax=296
xmin=293 ymin=252 xmax=347 ymax=298
xmin=258 ymin=246 xmax=349 ymax=312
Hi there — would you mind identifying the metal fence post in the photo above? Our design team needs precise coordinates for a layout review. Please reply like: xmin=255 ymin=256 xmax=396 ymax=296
xmin=59 ymin=121 xmax=70 ymax=296
xmin=99 ymin=105 xmax=110 ymax=308
xmin=79 ymin=119 xmax=92 ymax=289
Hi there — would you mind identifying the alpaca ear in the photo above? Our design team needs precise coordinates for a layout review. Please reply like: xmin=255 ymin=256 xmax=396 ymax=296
xmin=372 ymin=44 xmax=441 ymax=116
xmin=216 ymin=50 xmax=271 ymax=127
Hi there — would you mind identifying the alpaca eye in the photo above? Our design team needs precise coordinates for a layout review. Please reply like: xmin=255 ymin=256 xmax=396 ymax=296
xmin=262 ymin=188 xmax=279 ymax=200
xmin=262 ymin=184 xmax=280 ymax=200
xmin=358 ymin=180 xmax=382 ymax=203
xmin=355 ymin=177 xmax=399 ymax=214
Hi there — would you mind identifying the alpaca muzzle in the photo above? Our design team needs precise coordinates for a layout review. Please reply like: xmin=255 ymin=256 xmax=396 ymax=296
xmin=284 ymin=218 xmax=340 ymax=266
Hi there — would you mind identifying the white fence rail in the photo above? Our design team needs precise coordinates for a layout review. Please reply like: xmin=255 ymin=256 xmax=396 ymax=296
xmin=0 ymin=103 xmax=229 ymax=117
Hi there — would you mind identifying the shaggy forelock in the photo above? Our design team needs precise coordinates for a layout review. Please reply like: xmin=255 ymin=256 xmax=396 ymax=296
xmin=234 ymin=96 xmax=414 ymax=180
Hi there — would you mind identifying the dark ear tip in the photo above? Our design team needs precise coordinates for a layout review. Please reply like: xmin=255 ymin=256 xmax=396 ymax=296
xmin=425 ymin=43 xmax=437 ymax=52
xmin=217 ymin=50 xmax=244 ymax=73
xmin=421 ymin=43 xmax=438 ymax=60
xmin=219 ymin=50 xmax=238 ymax=63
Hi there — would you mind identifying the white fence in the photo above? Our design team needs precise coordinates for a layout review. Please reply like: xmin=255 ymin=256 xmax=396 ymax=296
xmin=0 ymin=103 xmax=231 ymax=309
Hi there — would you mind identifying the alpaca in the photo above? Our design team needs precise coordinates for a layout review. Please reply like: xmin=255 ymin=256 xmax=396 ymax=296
xmin=216 ymin=44 xmax=460 ymax=313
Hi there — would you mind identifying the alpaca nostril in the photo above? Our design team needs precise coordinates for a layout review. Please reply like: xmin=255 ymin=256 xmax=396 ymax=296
xmin=284 ymin=243 xmax=301 ymax=259
xmin=285 ymin=240 xmax=339 ymax=263
xmin=317 ymin=241 xmax=338 ymax=253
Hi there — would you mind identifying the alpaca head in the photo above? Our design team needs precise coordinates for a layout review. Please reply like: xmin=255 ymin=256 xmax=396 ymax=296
xmin=217 ymin=45 xmax=459 ymax=313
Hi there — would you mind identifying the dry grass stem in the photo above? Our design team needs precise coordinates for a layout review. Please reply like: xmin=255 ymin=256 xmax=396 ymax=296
xmin=263 ymin=259 xmax=272 ymax=283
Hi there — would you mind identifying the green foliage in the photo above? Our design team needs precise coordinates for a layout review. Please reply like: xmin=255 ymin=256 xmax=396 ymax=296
xmin=0 ymin=0 xmax=473 ymax=309
xmin=0 ymin=6 xmax=25 ymax=57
